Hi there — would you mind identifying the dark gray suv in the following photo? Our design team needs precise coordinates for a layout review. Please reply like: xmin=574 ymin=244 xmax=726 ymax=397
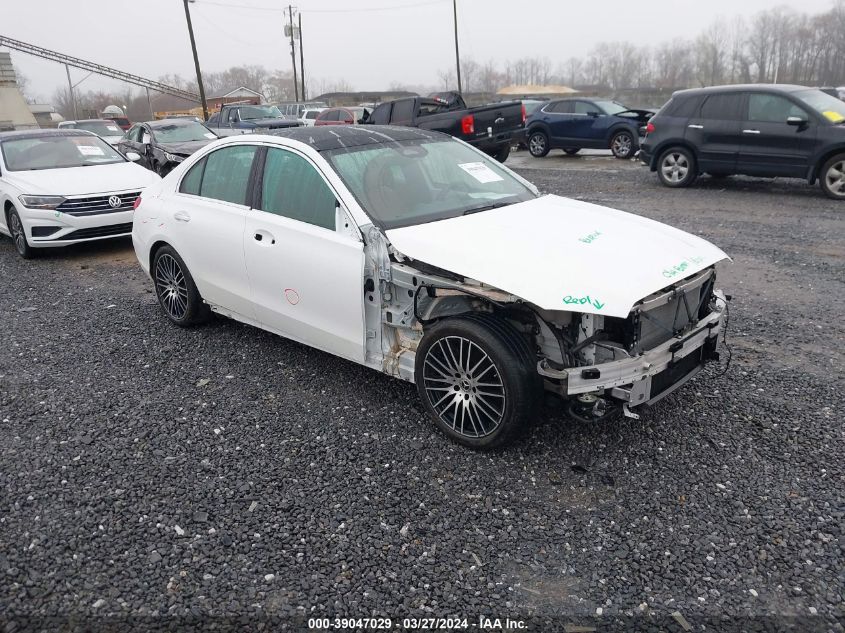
xmin=639 ymin=84 xmax=845 ymax=200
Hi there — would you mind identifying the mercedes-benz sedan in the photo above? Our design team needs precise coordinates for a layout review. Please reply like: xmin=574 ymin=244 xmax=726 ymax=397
xmin=132 ymin=127 xmax=729 ymax=448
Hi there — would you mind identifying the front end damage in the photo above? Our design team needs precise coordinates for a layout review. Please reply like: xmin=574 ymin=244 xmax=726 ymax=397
xmin=363 ymin=226 xmax=727 ymax=422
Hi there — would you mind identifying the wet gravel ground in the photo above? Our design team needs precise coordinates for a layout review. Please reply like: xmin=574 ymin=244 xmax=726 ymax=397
xmin=1 ymin=156 xmax=843 ymax=632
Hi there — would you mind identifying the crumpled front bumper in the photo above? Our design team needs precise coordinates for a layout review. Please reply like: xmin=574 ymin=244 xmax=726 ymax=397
xmin=538 ymin=290 xmax=727 ymax=407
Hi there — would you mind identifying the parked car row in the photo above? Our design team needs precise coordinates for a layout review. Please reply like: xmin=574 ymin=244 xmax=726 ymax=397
xmin=0 ymin=124 xmax=731 ymax=448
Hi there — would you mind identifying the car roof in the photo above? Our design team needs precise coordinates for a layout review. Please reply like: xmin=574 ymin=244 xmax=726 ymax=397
xmin=268 ymin=125 xmax=448 ymax=152
xmin=672 ymin=84 xmax=811 ymax=98
xmin=0 ymin=129 xmax=97 ymax=142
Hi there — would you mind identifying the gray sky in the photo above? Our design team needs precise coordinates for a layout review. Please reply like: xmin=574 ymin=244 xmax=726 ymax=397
xmin=5 ymin=0 xmax=836 ymax=102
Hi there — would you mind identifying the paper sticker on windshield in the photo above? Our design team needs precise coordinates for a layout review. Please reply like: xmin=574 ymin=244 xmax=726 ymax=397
xmin=822 ymin=110 xmax=845 ymax=123
xmin=458 ymin=162 xmax=504 ymax=183
xmin=77 ymin=145 xmax=104 ymax=156
xmin=106 ymin=126 xmax=120 ymax=133
xmin=204 ymin=133 xmax=216 ymax=139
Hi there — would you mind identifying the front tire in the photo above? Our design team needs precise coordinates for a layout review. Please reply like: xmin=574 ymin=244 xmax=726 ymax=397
xmin=657 ymin=146 xmax=697 ymax=188
xmin=820 ymin=153 xmax=845 ymax=200
xmin=152 ymin=245 xmax=210 ymax=326
xmin=610 ymin=130 xmax=636 ymax=159
xmin=6 ymin=207 xmax=35 ymax=259
xmin=415 ymin=314 xmax=540 ymax=449
xmin=527 ymin=130 xmax=550 ymax=158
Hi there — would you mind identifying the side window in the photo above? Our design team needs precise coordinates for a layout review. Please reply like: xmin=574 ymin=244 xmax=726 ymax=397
xmin=747 ymin=94 xmax=806 ymax=123
xmin=390 ymin=100 xmax=415 ymax=124
xmin=371 ymin=103 xmax=392 ymax=125
xmin=259 ymin=148 xmax=337 ymax=231
xmin=126 ymin=125 xmax=140 ymax=142
xmin=667 ymin=96 xmax=701 ymax=118
xmin=179 ymin=156 xmax=206 ymax=195
xmin=699 ymin=93 xmax=744 ymax=120
xmin=548 ymin=101 xmax=572 ymax=114
xmin=227 ymin=108 xmax=239 ymax=123
xmin=572 ymin=101 xmax=595 ymax=115
xmin=305 ymin=110 xmax=319 ymax=120
xmin=198 ymin=145 xmax=258 ymax=205
xmin=326 ymin=110 xmax=341 ymax=122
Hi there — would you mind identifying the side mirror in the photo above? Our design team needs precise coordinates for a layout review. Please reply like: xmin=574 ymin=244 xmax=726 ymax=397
xmin=787 ymin=116 xmax=808 ymax=127
xmin=587 ymin=111 xmax=601 ymax=118
xmin=126 ymin=151 xmax=141 ymax=162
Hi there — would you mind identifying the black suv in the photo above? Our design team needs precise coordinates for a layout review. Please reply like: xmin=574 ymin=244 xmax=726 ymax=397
xmin=640 ymin=85 xmax=845 ymax=199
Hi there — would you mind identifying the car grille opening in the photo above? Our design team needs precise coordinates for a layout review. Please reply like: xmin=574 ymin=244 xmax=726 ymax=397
xmin=52 ymin=223 xmax=133 ymax=241
xmin=649 ymin=347 xmax=703 ymax=401
xmin=56 ymin=192 xmax=141 ymax=216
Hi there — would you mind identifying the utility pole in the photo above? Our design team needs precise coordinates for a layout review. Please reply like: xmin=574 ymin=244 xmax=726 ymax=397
xmin=452 ymin=0 xmax=462 ymax=93
xmin=65 ymin=64 xmax=78 ymax=119
xmin=183 ymin=0 xmax=209 ymax=120
xmin=298 ymin=12 xmax=306 ymax=101
xmin=288 ymin=5 xmax=299 ymax=102
xmin=146 ymin=87 xmax=154 ymax=119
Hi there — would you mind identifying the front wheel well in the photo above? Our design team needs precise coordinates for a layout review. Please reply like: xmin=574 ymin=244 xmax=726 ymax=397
xmin=810 ymin=148 xmax=845 ymax=183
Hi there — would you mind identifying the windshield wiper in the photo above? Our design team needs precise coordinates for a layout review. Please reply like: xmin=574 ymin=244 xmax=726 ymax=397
xmin=462 ymin=201 xmax=513 ymax=216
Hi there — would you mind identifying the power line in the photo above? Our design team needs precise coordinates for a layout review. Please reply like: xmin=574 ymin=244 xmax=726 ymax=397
xmin=195 ymin=0 xmax=448 ymax=14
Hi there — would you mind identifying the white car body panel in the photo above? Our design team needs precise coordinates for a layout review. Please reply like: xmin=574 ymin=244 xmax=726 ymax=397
xmin=385 ymin=195 xmax=728 ymax=318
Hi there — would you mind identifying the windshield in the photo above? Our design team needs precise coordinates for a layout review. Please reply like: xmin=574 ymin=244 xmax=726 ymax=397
xmin=794 ymin=89 xmax=845 ymax=123
xmin=0 ymin=135 xmax=125 ymax=171
xmin=154 ymin=122 xmax=217 ymax=143
xmin=239 ymin=105 xmax=282 ymax=120
xmin=325 ymin=138 xmax=536 ymax=230
xmin=593 ymin=100 xmax=628 ymax=115
xmin=75 ymin=120 xmax=124 ymax=136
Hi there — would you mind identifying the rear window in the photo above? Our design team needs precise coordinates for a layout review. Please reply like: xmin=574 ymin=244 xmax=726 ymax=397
xmin=699 ymin=93 xmax=744 ymax=120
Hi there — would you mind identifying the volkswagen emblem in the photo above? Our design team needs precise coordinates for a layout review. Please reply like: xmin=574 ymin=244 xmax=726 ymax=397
xmin=108 ymin=195 xmax=122 ymax=209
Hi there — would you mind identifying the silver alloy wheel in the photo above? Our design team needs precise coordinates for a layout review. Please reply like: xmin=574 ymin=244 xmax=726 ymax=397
xmin=612 ymin=133 xmax=633 ymax=157
xmin=529 ymin=134 xmax=546 ymax=155
xmin=422 ymin=336 xmax=505 ymax=438
xmin=9 ymin=212 xmax=27 ymax=255
xmin=661 ymin=152 xmax=690 ymax=183
xmin=825 ymin=160 xmax=845 ymax=197
xmin=155 ymin=253 xmax=189 ymax=320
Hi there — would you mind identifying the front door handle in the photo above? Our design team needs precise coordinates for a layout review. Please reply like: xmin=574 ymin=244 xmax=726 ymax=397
xmin=688 ymin=124 xmax=704 ymax=129
xmin=173 ymin=211 xmax=190 ymax=222
xmin=742 ymin=129 xmax=761 ymax=134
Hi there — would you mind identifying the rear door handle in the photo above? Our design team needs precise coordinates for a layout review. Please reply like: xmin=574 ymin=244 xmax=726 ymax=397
xmin=742 ymin=129 xmax=761 ymax=134
xmin=688 ymin=124 xmax=704 ymax=129
xmin=173 ymin=211 xmax=190 ymax=222
xmin=253 ymin=231 xmax=275 ymax=245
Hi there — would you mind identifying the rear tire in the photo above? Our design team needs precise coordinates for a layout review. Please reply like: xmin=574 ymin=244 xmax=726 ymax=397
xmin=527 ymin=130 xmax=550 ymax=158
xmin=6 ymin=207 xmax=35 ymax=259
xmin=415 ymin=314 xmax=540 ymax=449
xmin=152 ymin=245 xmax=210 ymax=326
xmin=563 ymin=148 xmax=580 ymax=155
xmin=610 ymin=130 xmax=636 ymax=159
xmin=820 ymin=153 xmax=845 ymax=200
xmin=657 ymin=146 xmax=697 ymax=188
xmin=492 ymin=144 xmax=511 ymax=163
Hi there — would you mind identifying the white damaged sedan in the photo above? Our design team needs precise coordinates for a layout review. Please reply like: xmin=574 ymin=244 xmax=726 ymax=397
xmin=0 ymin=129 xmax=160 ymax=258
xmin=132 ymin=127 xmax=729 ymax=448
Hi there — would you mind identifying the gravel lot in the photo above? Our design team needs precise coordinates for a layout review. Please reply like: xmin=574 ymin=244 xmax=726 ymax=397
xmin=1 ymin=155 xmax=843 ymax=632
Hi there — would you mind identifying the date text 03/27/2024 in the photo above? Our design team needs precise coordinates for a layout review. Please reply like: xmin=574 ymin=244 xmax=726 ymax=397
xmin=307 ymin=616 xmax=527 ymax=630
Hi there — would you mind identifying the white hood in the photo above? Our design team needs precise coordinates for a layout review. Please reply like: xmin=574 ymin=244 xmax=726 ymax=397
xmin=5 ymin=161 xmax=159 ymax=197
xmin=386 ymin=195 xmax=729 ymax=318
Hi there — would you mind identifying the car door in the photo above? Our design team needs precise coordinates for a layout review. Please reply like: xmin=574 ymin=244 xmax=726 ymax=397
xmin=684 ymin=92 xmax=744 ymax=174
xmin=244 ymin=145 xmax=366 ymax=362
xmin=568 ymin=100 xmax=608 ymax=144
xmin=543 ymin=101 xmax=575 ymax=143
xmin=166 ymin=144 xmax=259 ymax=319
xmin=735 ymin=92 xmax=819 ymax=177
xmin=120 ymin=125 xmax=144 ymax=163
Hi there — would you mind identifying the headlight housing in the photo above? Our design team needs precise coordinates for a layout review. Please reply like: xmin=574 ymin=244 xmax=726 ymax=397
xmin=164 ymin=152 xmax=184 ymax=163
xmin=18 ymin=195 xmax=66 ymax=210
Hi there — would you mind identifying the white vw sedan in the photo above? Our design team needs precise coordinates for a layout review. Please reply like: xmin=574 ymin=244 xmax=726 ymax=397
xmin=0 ymin=130 xmax=160 ymax=258
xmin=133 ymin=127 xmax=729 ymax=448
